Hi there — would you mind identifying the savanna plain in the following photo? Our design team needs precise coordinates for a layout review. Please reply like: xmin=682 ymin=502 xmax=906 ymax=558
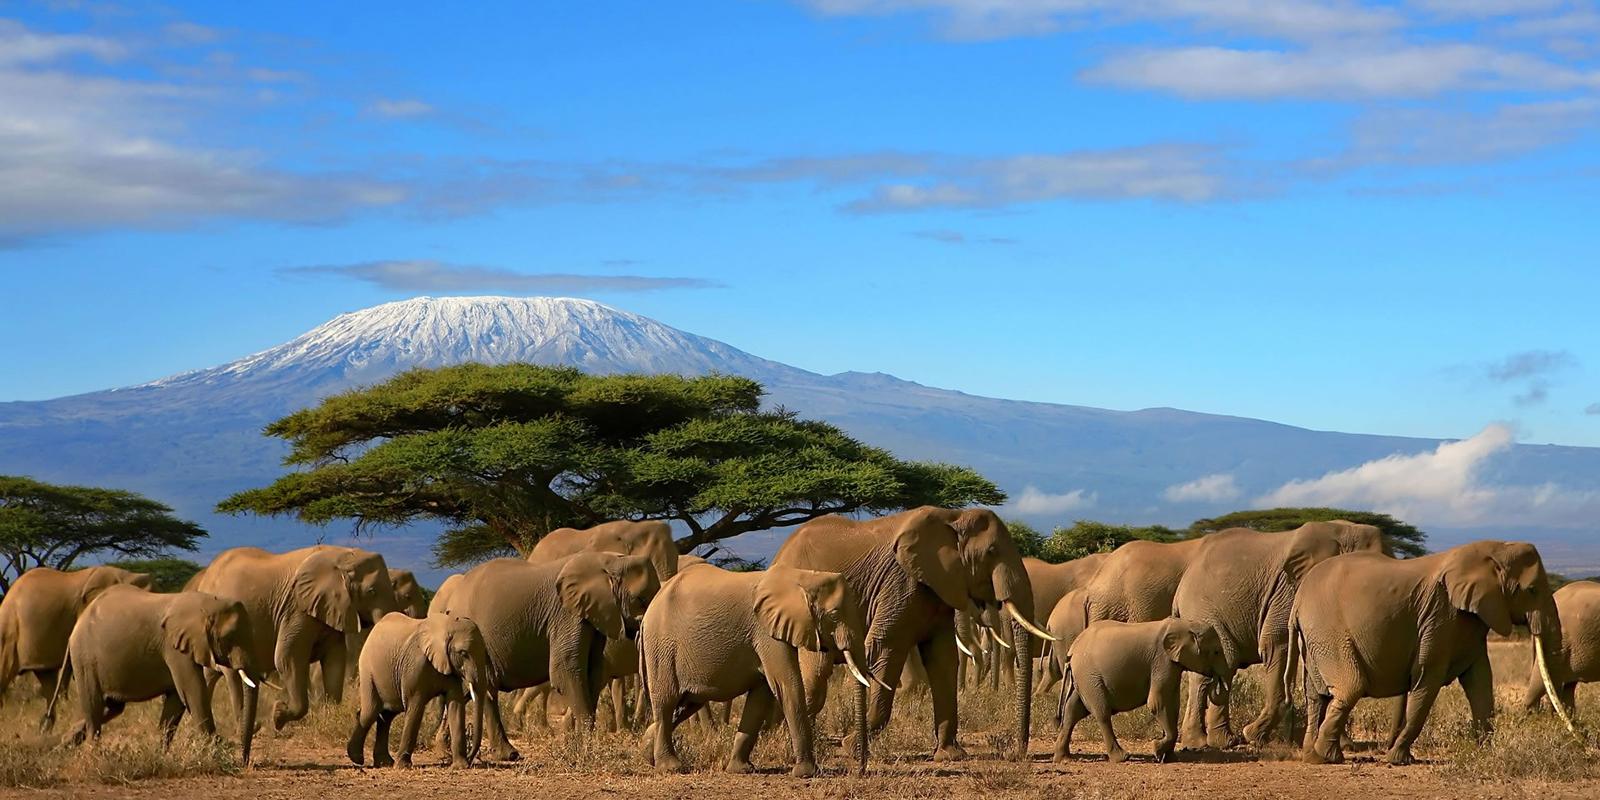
xmin=2 ymin=639 xmax=1597 ymax=799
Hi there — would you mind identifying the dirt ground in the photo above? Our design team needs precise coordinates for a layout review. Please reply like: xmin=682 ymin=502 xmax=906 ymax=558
xmin=5 ymin=640 xmax=1598 ymax=799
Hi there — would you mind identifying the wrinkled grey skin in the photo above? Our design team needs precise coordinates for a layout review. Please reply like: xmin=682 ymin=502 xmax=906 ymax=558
xmin=770 ymin=506 xmax=1042 ymax=762
xmin=0 ymin=566 xmax=154 ymax=703
xmin=45 ymin=586 xmax=264 ymax=764
xmin=1291 ymin=541 xmax=1563 ymax=766
xmin=1524 ymin=581 xmax=1600 ymax=713
xmin=1053 ymin=618 xmax=1230 ymax=764
xmin=348 ymin=612 xmax=493 ymax=770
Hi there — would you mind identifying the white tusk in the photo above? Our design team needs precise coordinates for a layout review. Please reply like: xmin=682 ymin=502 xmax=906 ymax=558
xmin=842 ymin=650 xmax=873 ymax=689
xmin=1535 ymin=635 xmax=1578 ymax=736
xmin=467 ymin=682 xmax=478 ymax=703
xmin=955 ymin=635 xmax=974 ymax=658
xmin=1005 ymin=601 xmax=1059 ymax=642
xmin=263 ymin=678 xmax=286 ymax=693
xmin=987 ymin=626 xmax=1013 ymax=650
xmin=237 ymin=671 xmax=257 ymax=689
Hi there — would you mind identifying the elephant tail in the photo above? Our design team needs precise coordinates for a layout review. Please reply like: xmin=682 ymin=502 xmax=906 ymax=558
xmin=1055 ymin=660 xmax=1070 ymax=728
xmin=41 ymin=645 xmax=71 ymax=732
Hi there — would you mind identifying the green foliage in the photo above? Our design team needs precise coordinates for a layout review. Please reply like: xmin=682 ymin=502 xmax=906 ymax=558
xmin=710 ymin=554 xmax=768 ymax=572
xmin=98 ymin=557 xmax=204 ymax=593
xmin=1040 ymin=519 xmax=1180 ymax=562
xmin=1185 ymin=507 xmax=1427 ymax=558
xmin=1548 ymin=573 xmax=1600 ymax=591
xmin=218 ymin=364 xmax=1004 ymax=569
xmin=1004 ymin=519 xmax=1051 ymax=561
xmin=0 ymin=476 xmax=205 ymax=595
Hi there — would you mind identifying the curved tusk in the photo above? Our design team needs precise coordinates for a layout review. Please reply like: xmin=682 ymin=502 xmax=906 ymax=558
xmin=954 ymin=635 xmax=974 ymax=658
xmin=987 ymin=626 xmax=1013 ymax=650
xmin=237 ymin=671 xmax=257 ymax=690
xmin=467 ymin=682 xmax=478 ymax=703
xmin=1005 ymin=601 xmax=1059 ymax=642
xmin=1535 ymin=635 xmax=1578 ymax=735
xmin=842 ymin=650 xmax=873 ymax=689
xmin=262 ymin=678 xmax=286 ymax=693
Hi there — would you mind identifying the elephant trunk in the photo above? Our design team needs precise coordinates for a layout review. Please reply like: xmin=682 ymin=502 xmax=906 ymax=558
xmin=240 ymin=681 xmax=258 ymax=766
xmin=854 ymin=669 xmax=868 ymax=775
xmin=1012 ymin=619 xmax=1033 ymax=760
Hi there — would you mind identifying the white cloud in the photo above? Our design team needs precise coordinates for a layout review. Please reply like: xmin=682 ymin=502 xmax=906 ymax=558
xmin=367 ymin=98 xmax=436 ymax=118
xmin=0 ymin=19 xmax=124 ymax=66
xmin=1164 ymin=473 xmax=1242 ymax=503
xmin=1257 ymin=424 xmax=1600 ymax=527
xmin=1012 ymin=486 xmax=1098 ymax=514
xmin=1081 ymin=44 xmax=1600 ymax=99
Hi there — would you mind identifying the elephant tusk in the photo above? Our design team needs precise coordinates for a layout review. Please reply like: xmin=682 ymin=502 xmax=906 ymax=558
xmin=467 ymin=682 xmax=478 ymax=703
xmin=262 ymin=678 xmax=286 ymax=693
xmin=842 ymin=650 xmax=873 ymax=689
xmin=955 ymin=635 xmax=974 ymax=658
xmin=1005 ymin=601 xmax=1059 ymax=642
xmin=237 ymin=671 xmax=258 ymax=690
xmin=987 ymin=626 xmax=1013 ymax=650
xmin=1535 ymin=635 xmax=1579 ymax=736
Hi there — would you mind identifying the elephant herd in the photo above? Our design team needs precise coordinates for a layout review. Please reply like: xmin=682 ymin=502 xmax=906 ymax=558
xmin=0 ymin=509 xmax=1589 ymax=779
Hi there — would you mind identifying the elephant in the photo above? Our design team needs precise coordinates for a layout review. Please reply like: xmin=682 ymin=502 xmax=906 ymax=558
xmin=1290 ymin=540 xmax=1565 ymax=765
xmin=348 ymin=612 xmax=492 ymax=770
xmin=513 ymin=524 xmax=681 ymax=732
xmin=1172 ymin=521 xmax=1389 ymax=748
xmin=433 ymin=551 xmax=659 ymax=761
xmin=1081 ymin=538 xmax=1207 ymax=626
xmin=529 ymin=520 xmax=679 ymax=585
xmin=639 ymin=562 xmax=879 ymax=777
xmin=1053 ymin=618 xmax=1231 ymax=764
xmin=1524 ymin=580 xmax=1600 ymax=715
xmin=43 ymin=585 xmax=264 ymax=764
xmin=0 ymin=565 xmax=153 ymax=703
xmin=1045 ymin=587 xmax=1092 ymax=711
xmin=769 ymin=506 xmax=1053 ymax=762
xmin=186 ymin=545 xmax=398 ymax=731
xmin=1025 ymin=554 xmax=1110 ymax=694
xmin=390 ymin=570 xmax=429 ymax=618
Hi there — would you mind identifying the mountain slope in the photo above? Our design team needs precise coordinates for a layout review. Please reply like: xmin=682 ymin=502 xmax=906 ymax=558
xmin=3 ymin=295 xmax=1597 ymax=583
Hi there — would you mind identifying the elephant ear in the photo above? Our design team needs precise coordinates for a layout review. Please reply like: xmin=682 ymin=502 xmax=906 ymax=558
xmin=420 ymin=615 xmax=455 ymax=675
xmin=557 ymin=553 xmax=626 ymax=640
xmin=292 ymin=551 xmax=358 ymax=633
xmin=161 ymin=596 xmax=215 ymax=667
xmin=893 ymin=509 xmax=969 ymax=611
xmin=1161 ymin=620 xmax=1199 ymax=665
xmin=77 ymin=568 xmax=125 ymax=607
xmin=1284 ymin=524 xmax=1343 ymax=582
xmin=753 ymin=567 xmax=824 ymax=650
xmin=1443 ymin=554 xmax=1514 ymax=636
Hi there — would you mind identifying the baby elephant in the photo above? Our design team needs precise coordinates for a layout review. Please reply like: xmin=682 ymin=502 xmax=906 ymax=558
xmin=1054 ymin=618 xmax=1230 ymax=764
xmin=46 ymin=585 xmax=264 ymax=763
xmin=640 ymin=563 xmax=880 ymax=777
xmin=348 ymin=612 xmax=493 ymax=769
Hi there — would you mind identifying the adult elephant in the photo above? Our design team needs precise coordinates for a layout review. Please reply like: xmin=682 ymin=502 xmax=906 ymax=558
xmin=1024 ymin=554 xmax=1110 ymax=693
xmin=1523 ymin=580 xmax=1600 ymax=715
xmin=187 ymin=545 xmax=398 ymax=730
xmin=769 ymin=506 xmax=1053 ymax=761
xmin=529 ymin=520 xmax=679 ymax=585
xmin=1173 ymin=521 xmax=1389 ymax=748
xmin=1291 ymin=540 xmax=1566 ymax=765
xmin=0 ymin=565 xmax=153 ymax=703
xmin=435 ymin=551 xmax=659 ymax=761
xmin=390 ymin=570 xmax=429 ymax=618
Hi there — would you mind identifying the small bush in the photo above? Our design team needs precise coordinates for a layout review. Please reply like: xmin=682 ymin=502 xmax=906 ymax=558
xmin=0 ymin=736 xmax=62 ymax=789
xmin=68 ymin=728 xmax=239 ymax=784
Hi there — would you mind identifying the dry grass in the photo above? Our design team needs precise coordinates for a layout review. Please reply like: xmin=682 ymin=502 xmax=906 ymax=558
xmin=4 ymin=637 xmax=1600 ymax=795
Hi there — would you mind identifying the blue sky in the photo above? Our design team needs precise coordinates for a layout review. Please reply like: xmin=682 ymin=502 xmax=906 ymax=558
xmin=2 ymin=0 xmax=1598 ymax=447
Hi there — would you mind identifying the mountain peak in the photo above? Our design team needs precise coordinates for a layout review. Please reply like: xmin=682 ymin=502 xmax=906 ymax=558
xmin=129 ymin=295 xmax=800 ymax=394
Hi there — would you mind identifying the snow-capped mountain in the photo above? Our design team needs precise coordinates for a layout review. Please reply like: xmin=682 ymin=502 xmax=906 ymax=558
xmin=4 ymin=295 xmax=1599 ymax=584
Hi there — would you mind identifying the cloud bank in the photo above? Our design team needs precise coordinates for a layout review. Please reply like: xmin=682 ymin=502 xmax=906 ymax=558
xmin=1164 ymin=473 xmax=1242 ymax=503
xmin=1012 ymin=486 xmax=1098 ymax=514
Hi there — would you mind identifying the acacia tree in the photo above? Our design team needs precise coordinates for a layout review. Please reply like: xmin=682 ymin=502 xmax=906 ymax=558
xmin=1186 ymin=507 xmax=1427 ymax=558
xmin=0 ymin=476 xmax=206 ymax=595
xmin=219 ymin=364 xmax=1005 ymax=567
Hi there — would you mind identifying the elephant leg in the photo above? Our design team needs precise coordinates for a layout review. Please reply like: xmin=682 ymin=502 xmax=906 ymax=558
xmin=396 ymin=696 xmax=429 ymax=769
xmin=1153 ymin=684 xmax=1180 ymax=763
xmin=650 ymin=691 xmax=686 ymax=772
xmin=1244 ymin=647 xmax=1288 ymax=746
xmin=320 ymin=636 xmax=349 ymax=705
xmin=1305 ymin=691 xmax=1358 ymax=765
xmin=1040 ymin=655 xmax=1061 ymax=696
xmin=272 ymin=630 xmax=316 ymax=730
xmin=1384 ymin=682 xmax=1442 ymax=766
xmin=174 ymin=664 xmax=215 ymax=738
xmin=481 ymin=688 xmax=520 ymax=762
xmin=728 ymin=683 xmax=776 ymax=774
xmin=1081 ymin=688 xmax=1123 ymax=763
xmin=1180 ymin=672 xmax=1208 ymax=748
xmin=1459 ymin=658 xmax=1495 ymax=741
xmin=1381 ymin=695 xmax=1406 ymax=751
xmin=760 ymin=639 xmax=818 ymax=778
xmin=443 ymin=695 xmax=468 ymax=769
xmin=1204 ymin=678 xmax=1236 ymax=749
xmin=373 ymin=711 xmax=395 ymax=768
xmin=347 ymin=682 xmax=380 ymax=765
xmin=920 ymin=630 xmax=967 ymax=762
xmin=158 ymin=693 xmax=186 ymax=745
xmin=607 ymin=677 xmax=626 ymax=733
xmin=1053 ymin=683 xmax=1088 ymax=761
